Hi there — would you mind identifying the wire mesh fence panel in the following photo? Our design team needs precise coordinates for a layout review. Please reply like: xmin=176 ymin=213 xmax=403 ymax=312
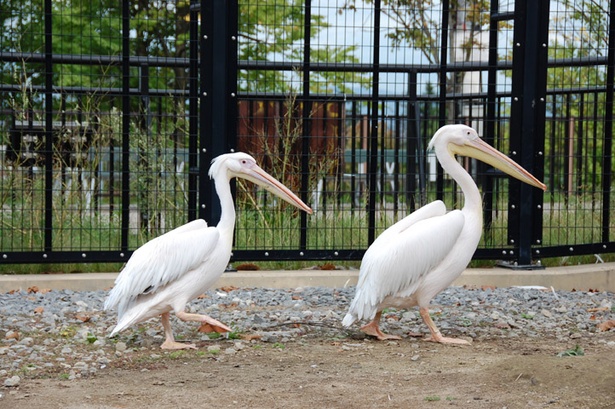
xmin=0 ymin=0 xmax=614 ymax=265
xmin=0 ymin=0 xmax=196 ymax=263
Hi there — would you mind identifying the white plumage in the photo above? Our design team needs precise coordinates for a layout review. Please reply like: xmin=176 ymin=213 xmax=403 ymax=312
xmin=104 ymin=152 xmax=312 ymax=349
xmin=343 ymin=125 xmax=546 ymax=344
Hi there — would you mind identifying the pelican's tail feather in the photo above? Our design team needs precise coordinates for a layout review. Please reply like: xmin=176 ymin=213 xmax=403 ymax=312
xmin=108 ymin=316 xmax=133 ymax=338
xmin=341 ymin=313 xmax=356 ymax=328
xmin=107 ymin=305 xmax=151 ymax=338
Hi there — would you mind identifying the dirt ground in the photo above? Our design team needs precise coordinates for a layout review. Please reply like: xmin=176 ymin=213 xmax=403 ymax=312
xmin=3 ymin=333 xmax=615 ymax=409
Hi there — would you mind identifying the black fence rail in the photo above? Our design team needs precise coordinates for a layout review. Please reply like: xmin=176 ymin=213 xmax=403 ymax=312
xmin=0 ymin=0 xmax=613 ymax=266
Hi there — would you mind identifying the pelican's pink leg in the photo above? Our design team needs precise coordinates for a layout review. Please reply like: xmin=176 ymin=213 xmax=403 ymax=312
xmin=175 ymin=311 xmax=232 ymax=333
xmin=360 ymin=311 xmax=402 ymax=341
xmin=160 ymin=312 xmax=197 ymax=350
xmin=419 ymin=307 xmax=470 ymax=345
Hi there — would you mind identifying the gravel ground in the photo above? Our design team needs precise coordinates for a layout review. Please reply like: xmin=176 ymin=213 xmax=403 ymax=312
xmin=1 ymin=284 xmax=614 ymax=389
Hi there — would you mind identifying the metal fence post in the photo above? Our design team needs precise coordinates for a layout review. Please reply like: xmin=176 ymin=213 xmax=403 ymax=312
xmin=602 ymin=0 xmax=615 ymax=244
xmin=188 ymin=0 xmax=200 ymax=222
xmin=300 ymin=0 xmax=312 ymax=250
xmin=406 ymin=70 xmax=423 ymax=210
xmin=200 ymin=0 xmax=238 ymax=224
xmin=367 ymin=0 xmax=382 ymax=245
xmin=435 ymin=0 xmax=449 ymax=203
xmin=506 ymin=0 xmax=549 ymax=268
xmin=43 ymin=0 xmax=53 ymax=252
xmin=120 ymin=0 xmax=131 ymax=253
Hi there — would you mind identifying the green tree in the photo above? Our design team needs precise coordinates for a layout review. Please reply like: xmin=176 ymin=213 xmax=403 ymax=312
xmin=0 ymin=0 xmax=365 ymax=99
xmin=341 ymin=0 xmax=490 ymax=125
xmin=343 ymin=0 xmax=490 ymax=93
xmin=239 ymin=0 xmax=366 ymax=94
xmin=544 ymin=0 xmax=612 ymax=194
xmin=548 ymin=0 xmax=610 ymax=89
xmin=0 ymin=0 xmax=123 ymax=89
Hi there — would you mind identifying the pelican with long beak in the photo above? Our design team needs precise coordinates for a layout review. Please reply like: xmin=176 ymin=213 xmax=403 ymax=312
xmin=105 ymin=152 xmax=312 ymax=349
xmin=342 ymin=125 xmax=546 ymax=344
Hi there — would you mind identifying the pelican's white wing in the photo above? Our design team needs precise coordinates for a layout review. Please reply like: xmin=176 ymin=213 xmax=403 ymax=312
xmin=370 ymin=200 xmax=447 ymax=242
xmin=104 ymin=219 xmax=219 ymax=317
xmin=344 ymin=202 xmax=465 ymax=324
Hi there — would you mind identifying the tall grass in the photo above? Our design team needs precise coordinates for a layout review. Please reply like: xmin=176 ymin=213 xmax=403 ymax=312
xmin=2 ymin=185 xmax=614 ymax=273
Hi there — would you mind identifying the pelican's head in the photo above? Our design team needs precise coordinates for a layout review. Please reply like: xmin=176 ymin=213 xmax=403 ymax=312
xmin=209 ymin=152 xmax=313 ymax=214
xmin=428 ymin=124 xmax=547 ymax=191
xmin=428 ymin=124 xmax=480 ymax=152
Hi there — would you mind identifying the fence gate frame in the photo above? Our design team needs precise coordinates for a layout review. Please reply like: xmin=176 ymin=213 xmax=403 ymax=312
xmin=504 ymin=0 xmax=550 ymax=268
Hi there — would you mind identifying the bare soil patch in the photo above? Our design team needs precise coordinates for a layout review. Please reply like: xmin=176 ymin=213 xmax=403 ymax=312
xmin=4 ymin=334 xmax=615 ymax=409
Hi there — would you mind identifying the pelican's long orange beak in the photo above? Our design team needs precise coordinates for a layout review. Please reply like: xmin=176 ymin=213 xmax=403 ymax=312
xmin=240 ymin=165 xmax=313 ymax=214
xmin=453 ymin=137 xmax=547 ymax=191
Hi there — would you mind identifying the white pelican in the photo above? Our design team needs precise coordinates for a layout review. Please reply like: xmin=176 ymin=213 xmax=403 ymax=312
xmin=104 ymin=152 xmax=312 ymax=349
xmin=342 ymin=125 xmax=546 ymax=344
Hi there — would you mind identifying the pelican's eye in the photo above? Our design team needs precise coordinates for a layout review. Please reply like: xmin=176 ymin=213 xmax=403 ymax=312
xmin=240 ymin=159 xmax=255 ymax=169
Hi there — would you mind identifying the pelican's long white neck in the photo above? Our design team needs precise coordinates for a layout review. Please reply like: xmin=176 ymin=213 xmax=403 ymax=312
xmin=434 ymin=144 xmax=483 ymax=213
xmin=213 ymin=174 xmax=236 ymax=238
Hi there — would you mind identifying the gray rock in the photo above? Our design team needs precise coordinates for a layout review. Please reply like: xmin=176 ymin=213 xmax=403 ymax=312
xmin=4 ymin=375 xmax=20 ymax=387
xmin=115 ymin=342 xmax=127 ymax=352
xmin=0 ymin=284 xmax=611 ymax=381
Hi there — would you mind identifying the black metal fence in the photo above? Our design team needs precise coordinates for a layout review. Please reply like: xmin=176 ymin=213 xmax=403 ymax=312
xmin=0 ymin=0 xmax=613 ymax=267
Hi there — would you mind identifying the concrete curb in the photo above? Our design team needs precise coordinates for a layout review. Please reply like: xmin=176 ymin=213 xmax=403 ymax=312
xmin=1 ymin=263 xmax=614 ymax=293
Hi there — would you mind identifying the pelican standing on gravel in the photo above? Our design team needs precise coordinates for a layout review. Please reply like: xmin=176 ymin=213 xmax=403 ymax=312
xmin=105 ymin=152 xmax=312 ymax=349
xmin=342 ymin=125 xmax=546 ymax=344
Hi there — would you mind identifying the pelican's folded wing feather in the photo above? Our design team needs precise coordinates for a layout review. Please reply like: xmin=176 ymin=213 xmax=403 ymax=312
xmin=104 ymin=219 xmax=218 ymax=316
xmin=348 ymin=208 xmax=464 ymax=322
